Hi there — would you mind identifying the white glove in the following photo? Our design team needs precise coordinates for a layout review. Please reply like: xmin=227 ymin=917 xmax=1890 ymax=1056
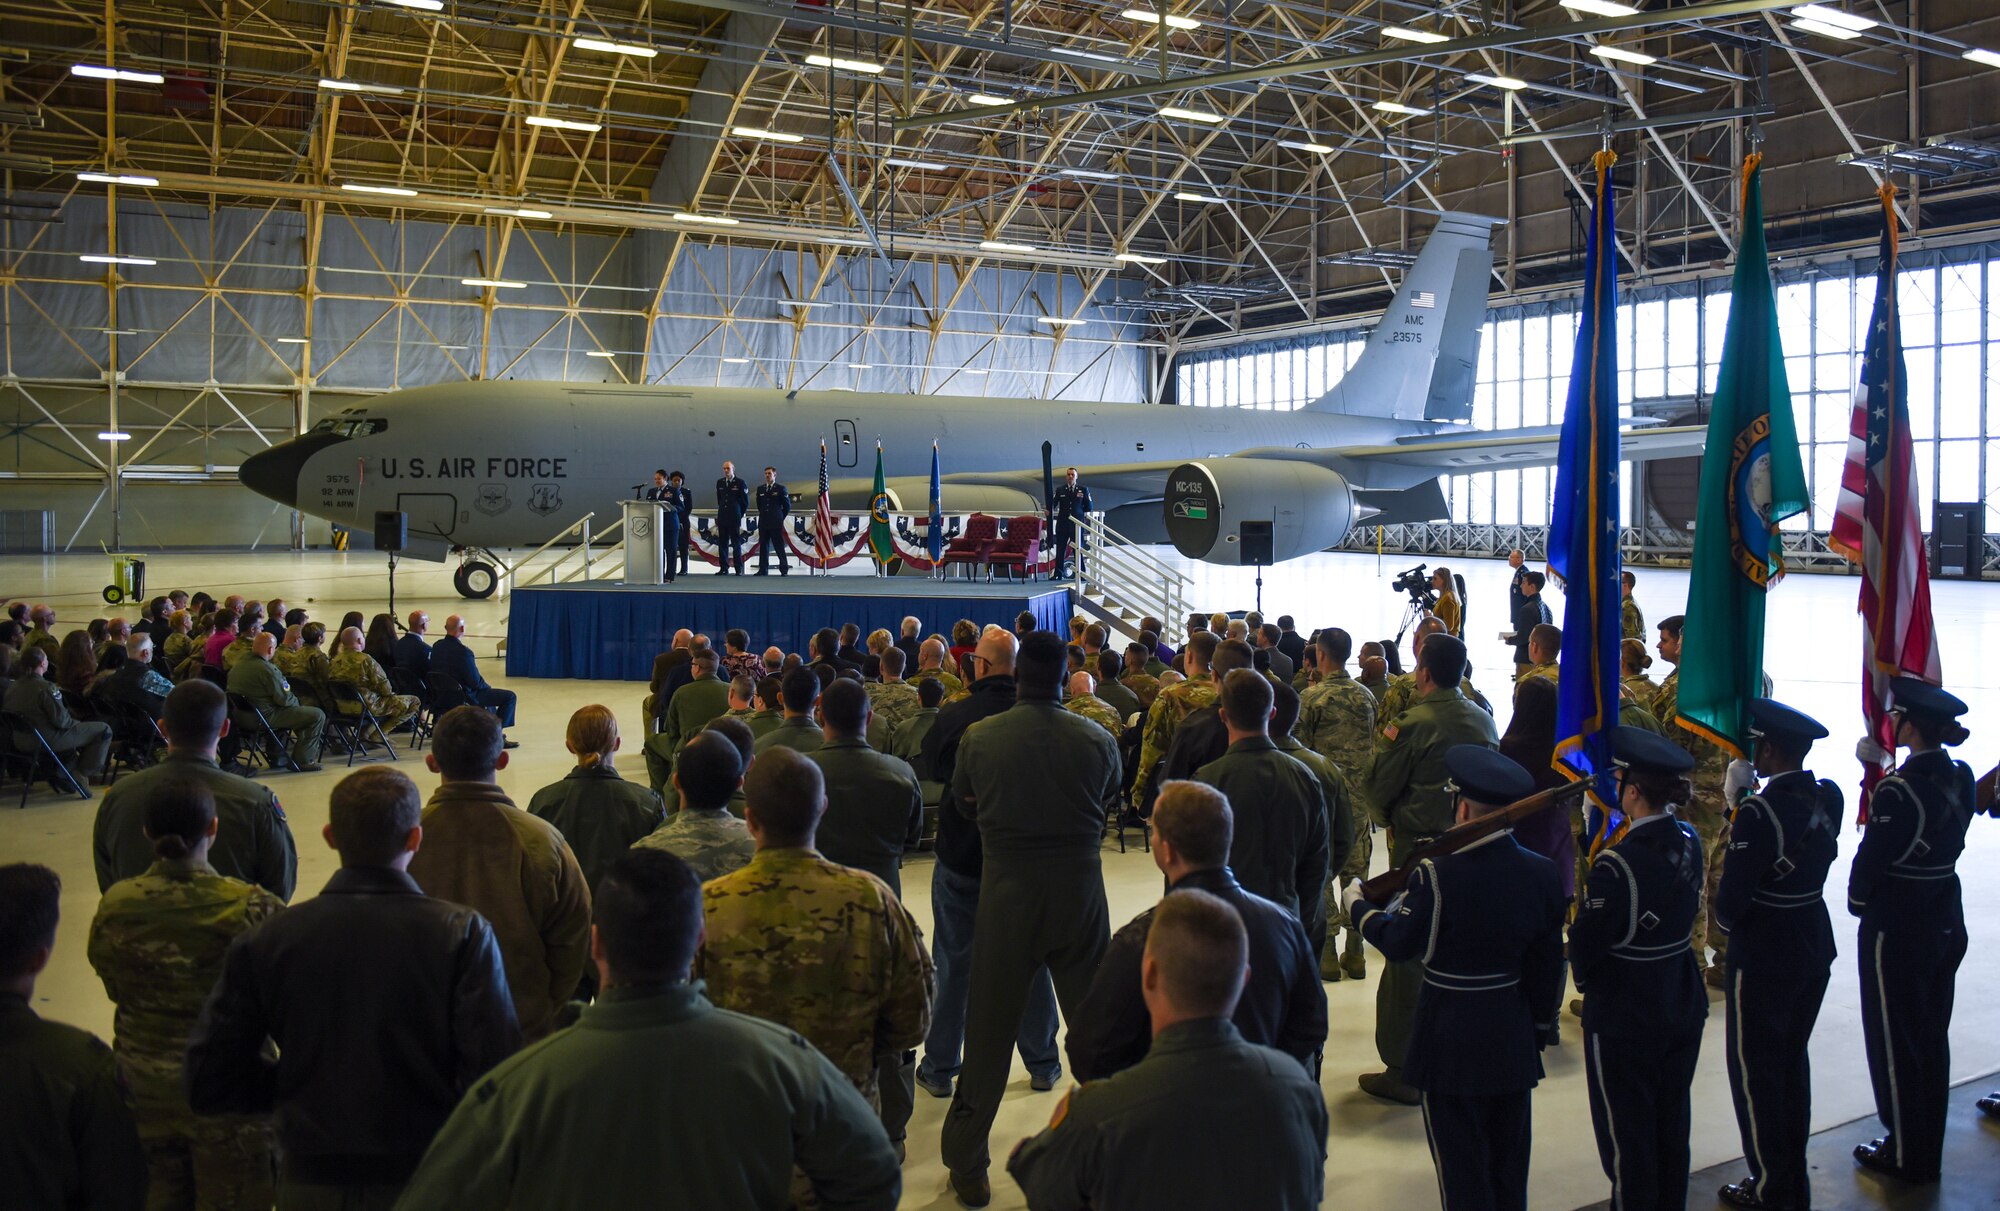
xmin=1339 ymin=882 xmax=1367 ymax=918
xmin=1855 ymin=735 xmax=1889 ymax=767
xmin=1724 ymin=759 xmax=1756 ymax=804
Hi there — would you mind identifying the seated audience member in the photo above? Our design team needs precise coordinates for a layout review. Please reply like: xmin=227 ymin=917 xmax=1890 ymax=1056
xmin=891 ymin=677 xmax=947 ymax=777
xmin=896 ymin=616 xmax=922 ymax=669
xmin=201 ymin=611 xmax=239 ymax=671
xmin=87 ymin=778 xmax=285 ymax=1209
xmin=1064 ymin=671 xmax=1125 ymax=740
xmin=632 ymin=732 xmax=755 ymax=881
xmin=0 ymin=863 xmax=147 ymax=1208
xmin=395 ymin=611 xmax=434 ymax=680
xmin=58 ymin=629 xmax=100 ymax=699
xmin=93 ymin=681 xmax=298 ymax=899
xmin=753 ymin=667 xmax=826 ymax=756
xmin=409 ymin=706 xmax=590 ymax=1038
xmin=5 ymin=646 xmax=112 ymax=786
xmin=87 ymin=642 xmax=127 ymax=699
xmin=530 ymin=705 xmax=666 ymax=896
xmin=262 ymin=600 xmax=290 ymax=641
xmin=723 ymin=674 xmax=758 ymax=724
xmin=100 ymin=617 xmax=133 ymax=661
xmin=392 ymin=849 xmax=902 ymax=1209
xmin=747 ymin=676 xmax=784 ymax=739
xmin=650 ymin=649 xmax=731 ymax=801
xmin=761 ymin=646 xmax=785 ymax=677
xmin=96 ymin=634 xmax=174 ymax=722
xmin=329 ymin=625 xmax=421 ymax=732
xmin=720 ymin=629 xmax=762 ymax=683
xmin=431 ymin=615 xmax=518 ymax=736
xmin=1095 ymin=649 xmax=1143 ymax=721
xmin=909 ymin=638 xmax=964 ymax=699
xmin=863 ymin=629 xmax=893 ymax=681
xmin=161 ymin=611 xmax=196 ymax=675
xmin=1067 ymin=782 xmax=1325 ymax=1081
xmin=1007 ymin=890 xmax=1330 ymax=1211
xmin=133 ymin=596 xmax=170 ymax=639
xmin=187 ymin=767 xmax=521 ymax=1208
xmin=221 ymin=607 xmax=263 ymax=672
xmin=702 ymin=715 xmax=757 ymax=818
xmin=864 ymin=647 xmax=922 ymax=748
xmin=837 ymin=624 xmax=869 ymax=672
xmin=272 ymin=625 xmax=307 ymax=678
xmin=225 ymin=632 xmax=326 ymax=772
xmin=337 ymin=610 xmax=364 ymax=637
xmin=642 ymin=651 xmax=679 ymax=724
xmin=292 ymin=622 xmax=333 ymax=692
xmin=364 ymin=614 xmax=400 ymax=671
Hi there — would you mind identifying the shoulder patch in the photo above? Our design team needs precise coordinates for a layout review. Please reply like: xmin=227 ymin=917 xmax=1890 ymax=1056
xmin=1384 ymin=723 xmax=1399 ymax=741
xmin=1047 ymin=1087 xmax=1074 ymax=1129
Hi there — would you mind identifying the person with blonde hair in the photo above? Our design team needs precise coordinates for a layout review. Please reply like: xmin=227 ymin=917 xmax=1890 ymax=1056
xmin=328 ymin=626 xmax=420 ymax=733
xmin=529 ymin=705 xmax=665 ymax=901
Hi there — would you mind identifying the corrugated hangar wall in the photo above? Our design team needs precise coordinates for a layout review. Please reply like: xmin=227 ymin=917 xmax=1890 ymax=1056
xmin=0 ymin=195 xmax=1151 ymax=551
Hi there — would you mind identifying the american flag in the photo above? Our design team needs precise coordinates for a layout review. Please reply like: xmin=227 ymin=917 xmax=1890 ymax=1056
xmin=1829 ymin=185 xmax=1940 ymax=819
xmin=814 ymin=437 xmax=835 ymax=566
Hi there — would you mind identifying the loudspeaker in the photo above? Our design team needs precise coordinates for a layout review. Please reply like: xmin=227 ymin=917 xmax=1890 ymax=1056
xmin=374 ymin=510 xmax=408 ymax=552
xmin=1238 ymin=519 xmax=1273 ymax=566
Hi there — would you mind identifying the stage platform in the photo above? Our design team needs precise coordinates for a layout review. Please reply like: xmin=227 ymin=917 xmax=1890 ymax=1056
xmin=504 ymin=575 xmax=1073 ymax=680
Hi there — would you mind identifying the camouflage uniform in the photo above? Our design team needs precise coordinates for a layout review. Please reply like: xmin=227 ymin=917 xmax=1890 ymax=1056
xmin=632 ymin=808 xmax=756 ymax=883
xmin=698 ymin=847 xmax=933 ymax=1104
xmin=1622 ymin=595 xmax=1645 ymax=641
xmin=271 ymin=647 xmax=308 ymax=680
xmin=1620 ymin=673 xmax=1656 ymax=704
xmin=327 ymin=650 xmax=419 ymax=730
xmin=1375 ymin=672 xmax=1492 ymax=740
xmin=1065 ymin=692 xmax=1124 ymax=739
xmin=864 ymin=680 xmax=922 ymax=750
xmin=1297 ymin=669 xmax=1378 ymax=976
xmin=1521 ymin=661 xmax=1560 ymax=687
xmin=1120 ymin=671 xmax=1163 ymax=711
xmin=1130 ymin=672 xmax=1215 ymax=812
xmin=87 ymin=859 xmax=284 ymax=1210
xmin=907 ymin=667 xmax=963 ymax=701
xmin=219 ymin=634 xmax=257 ymax=672
xmin=1652 ymin=666 xmax=1733 ymax=970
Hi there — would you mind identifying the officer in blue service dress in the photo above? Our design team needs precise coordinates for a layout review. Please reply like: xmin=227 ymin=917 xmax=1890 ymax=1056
xmin=713 ymin=461 xmax=750 ymax=575
xmin=1050 ymin=468 xmax=1092 ymax=578
xmin=1343 ymin=745 xmax=1567 ymax=1211
xmin=1712 ymin=699 xmax=1841 ymax=1211
xmin=1848 ymin=676 xmax=1975 ymax=1186
xmin=642 ymin=470 xmax=679 ymax=583
xmin=754 ymin=467 xmax=792 ymax=576
xmin=665 ymin=471 xmax=694 ymax=576
xmin=1568 ymin=725 xmax=1707 ymax=1211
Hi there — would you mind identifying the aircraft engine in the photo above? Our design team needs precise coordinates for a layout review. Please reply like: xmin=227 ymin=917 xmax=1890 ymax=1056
xmin=1162 ymin=459 xmax=1356 ymax=564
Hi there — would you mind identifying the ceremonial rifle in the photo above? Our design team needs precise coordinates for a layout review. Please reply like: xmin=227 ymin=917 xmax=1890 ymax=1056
xmin=1359 ymin=778 xmax=1596 ymax=902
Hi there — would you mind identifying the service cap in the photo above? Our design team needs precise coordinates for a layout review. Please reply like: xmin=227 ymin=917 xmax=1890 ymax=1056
xmin=1888 ymin=677 xmax=1967 ymax=723
xmin=1444 ymin=745 xmax=1534 ymax=806
xmin=1609 ymin=725 xmax=1695 ymax=777
xmin=1746 ymin=698 xmax=1829 ymax=752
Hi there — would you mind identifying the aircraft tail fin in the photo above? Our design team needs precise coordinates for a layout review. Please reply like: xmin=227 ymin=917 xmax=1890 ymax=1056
xmin=1303 ymin=212 xmax=1498 ymax=422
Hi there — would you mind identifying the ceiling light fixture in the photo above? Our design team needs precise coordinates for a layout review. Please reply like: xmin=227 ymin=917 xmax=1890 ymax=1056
xmin=1159 ymin=104 xmax=1223 ymax=122
xmin=461 ymin=278 xmax=526 ymax=289
xmin=806 ymin=54 xmax=885 ymax=74
xmin=526 ymin=115 xmax=602 ymax=132
xmin=671 ymin=212 xmax=740 ymax=225
xmin=1467 ymin=72 xmax=1529 ymax=90
xmin=1965 ymin=48 xmax=2000 ymax=68
xmin=585 ymin=350 xmax=617 ymax=358
xmin=1121 ymin=9 xmax=1202 ymax=31
xmin=77 ymin=171 xmax=157 ymax=186
xmin=1382 ymin=27 xmax=1448 ymax=44
xmin=1560 ymin=0 xmax=1639 ymax=15
xmin=732 ymin=125 xmax=805 ymax=143
xmin=485 ymin=206 xmax=553 ymax=219
xmin=71 ymin=64 xmax=165 ymax=84
xmin=1174 ymin=190 xmax=1223 ymax=202
xmin=979 ymin=240 xmax=1036 ymax=253
xmin=848 ymin=363 xmax=873 ymax=369
xmin=962 ymin=367 xmax=988 ymax=374
xmin=318 ymin=78 xmax=404 ymax=94
xmin=572 ymin=37 xmax=658 ymax=57
xmin=1590 ymin=44 xmax=1658 ymax=65
xmin=722 ymin=357 xmax=751 ymax=364
xmin=1115 ymin=252 xmax=1168 ymax=264
xmin=1060 ymin=167 xmax=1118 ymax=179
xmin=341 ymin=182 xmax=419 ymax=196
xmin=885 ymin=157 xmax=949 ymax=170
xmin=1037 ymin=316 xmax=1086 ymax=327
xmin=1789 ymin=17 xmax=1862 ymax=38
xmin=276 ymin=337 xmax=310 ymax=345
xmin=1791 ymin=4 xmax=1877 ymax=31
xmin=78 ymin=253 xmax=156 ymax=265
xmin=1372 ymin=100 xmax=1433 ymax=116
xmin=1279 ymin=138 xmax=1336 ymax=153
xmin=380 ymin=0 xmax=445 ymax=9
xmin=969 ymin=93 xmax=1012 ymax=106
xmin=98 ymin=431 xmax=132 ymax=441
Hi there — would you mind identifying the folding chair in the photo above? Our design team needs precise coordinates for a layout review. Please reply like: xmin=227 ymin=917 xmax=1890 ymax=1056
xmin=388 ymin=666 xmax=433 ymax=748
xmin=1 ymin=711 xmax=93 ymax=806
xmin=100 ymin=698 xmax=163 ymax=785
xmin=307 ymin=682 xmax=363 ymax=763
xmin=426 ymin=671 xmax=500 ymax=721
xmin=326 ymin=681 xmax=398 ymax=766
xmin=227 ymin=693 xmax=304 ymax=773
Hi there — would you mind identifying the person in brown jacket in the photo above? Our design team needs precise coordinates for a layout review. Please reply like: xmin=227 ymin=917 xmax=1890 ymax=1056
xmin=408 ymin=705 xmax=591 ymax=1038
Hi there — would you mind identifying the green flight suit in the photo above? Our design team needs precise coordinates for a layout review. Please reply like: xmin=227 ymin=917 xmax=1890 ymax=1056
xmin=94 ymin=752 xmax=298 ymax=899
xmin=224 ymin=656 xmax=324 ymax=768
xmin=390 ymin=984 xmax=901 ymax=1211
xmin=88 ymin=860 xmax=284 ymax=1209
xmin=647 ymin=675 xmax=732 ymax=806
xmin=807 ymin=738 xmax=923 ymax=897
xmin=751 ymin=715 xmax=825 ymax=757
xmin=527 ymin=764 xmax=665 ymax=895
xmin=1359 ymin=683 xmax=1498 ymax=1074
xmin=1273 ymin=733 xmax=1358 ymax=950
xmin=0 ymin=992 xmax=147 ymax=1211
xmin=1192 ymin=737 xmax=1331 ymax=929
xmin=743 ymin=708 xmax=783 ymax=740
xmin=3 ymin=672 xmax=111 ymax=778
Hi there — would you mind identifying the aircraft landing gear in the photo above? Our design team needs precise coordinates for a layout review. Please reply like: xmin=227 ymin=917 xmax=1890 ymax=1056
xmin=453 ymin=551 xmax=500 ymax=600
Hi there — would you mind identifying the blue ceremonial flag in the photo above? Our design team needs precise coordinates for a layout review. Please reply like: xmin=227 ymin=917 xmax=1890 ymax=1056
xmin=1549 ymin=149 xmax=1624 ymax=834
xmin=927 ymin=441 xmax=944 ymax=562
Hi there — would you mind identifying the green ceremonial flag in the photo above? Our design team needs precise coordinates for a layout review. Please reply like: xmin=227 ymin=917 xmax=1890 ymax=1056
xmin=1677 ymin=155 xmax=1811 ymax=759
xmin=867 ymin=442 xmax=894 ymax=565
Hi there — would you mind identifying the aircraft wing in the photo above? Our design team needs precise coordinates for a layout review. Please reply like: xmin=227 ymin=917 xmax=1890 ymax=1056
xmin=1301 ymin=422 xmax=1708 ymax=471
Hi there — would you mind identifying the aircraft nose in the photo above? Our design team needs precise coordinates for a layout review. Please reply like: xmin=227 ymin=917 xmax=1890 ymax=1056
xmin=239 ymin=441 xmax=312 ymax=508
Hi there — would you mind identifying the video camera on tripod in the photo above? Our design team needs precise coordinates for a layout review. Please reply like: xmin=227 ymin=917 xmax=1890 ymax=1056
xmin=1389 ymin=563 xmax=1437 ymax=613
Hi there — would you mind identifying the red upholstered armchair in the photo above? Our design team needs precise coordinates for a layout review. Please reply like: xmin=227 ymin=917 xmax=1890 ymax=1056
xmin=987 ymin=515 xmax=1045 ymax=582
xmin=940 ymin=513 xmax=1000 ymax=578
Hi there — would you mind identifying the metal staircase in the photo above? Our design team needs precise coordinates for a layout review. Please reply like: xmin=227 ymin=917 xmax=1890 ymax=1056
xmin=1072 ymin=514 xmax=1190 ymax=643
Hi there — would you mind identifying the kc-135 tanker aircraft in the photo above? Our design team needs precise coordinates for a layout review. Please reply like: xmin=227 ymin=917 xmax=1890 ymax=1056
xmin=239 ymin=212 xmax=1703 ymax=592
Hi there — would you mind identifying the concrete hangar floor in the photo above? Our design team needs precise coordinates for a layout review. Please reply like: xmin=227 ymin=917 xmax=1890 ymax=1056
xmin=2 ymin=545 xmax=1994 ymax=1211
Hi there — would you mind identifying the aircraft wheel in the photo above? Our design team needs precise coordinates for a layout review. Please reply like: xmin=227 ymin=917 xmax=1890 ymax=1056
xmin=454 ymin=561 xmax=499 ymax=600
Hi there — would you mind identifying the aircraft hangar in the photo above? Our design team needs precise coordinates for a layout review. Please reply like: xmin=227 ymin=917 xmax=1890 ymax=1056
xmin=3 ymin=3 xmax=1999 ymax=1210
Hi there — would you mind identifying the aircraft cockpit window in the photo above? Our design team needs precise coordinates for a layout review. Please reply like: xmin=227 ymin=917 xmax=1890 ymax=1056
xmin=308 ymin=418 xmax=388 ymax=438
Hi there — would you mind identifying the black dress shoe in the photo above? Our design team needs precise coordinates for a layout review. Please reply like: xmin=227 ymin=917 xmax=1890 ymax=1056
xmin=1853 ymin=1137 xmax=1938 ymax=1184
xmin=1978 ymin=1091 xmax=2000 ymax=1116
xmin=949 ymin=1168 xmax=991 ymax=1208
xmin=1717 ymin=1178 xmax=1800 ymax=1211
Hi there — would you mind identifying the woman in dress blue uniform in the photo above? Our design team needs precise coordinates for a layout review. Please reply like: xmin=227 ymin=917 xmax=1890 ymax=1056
xmin=1711 ymin=699 xmax=1841 ymax=1211
xmin=1568 ymin=726 xmax=1707 ymax=1211
xmin=1848 ymin=676 xmax=1975 ymax=1185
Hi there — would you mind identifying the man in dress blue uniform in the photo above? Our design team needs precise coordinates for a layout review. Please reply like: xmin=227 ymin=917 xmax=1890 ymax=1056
xmin=1712 ymin=699 xmax=1841 ymax=1211
xmin=753 ymin=466 xmax=791 ymax=576
xmin=1050 ymin=467 xmax=1092 ymax=577
xmin=665 ymin=471 xmax=694 ymax=576
xmin=1848 ymin=676 xmax=1975 ymax=1185
xmin=1343 ymin=746 xmax=1566 ymax=1211
xmin=642 ymin=470 xmax=680 ymax=583
xmin=1569 ymin=726 xmax=1707 ymax=1211
xmin=432 ymin=616 xmax=518 ymax=741
xmin=714 ymin=460 xmax=750 ymax=575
